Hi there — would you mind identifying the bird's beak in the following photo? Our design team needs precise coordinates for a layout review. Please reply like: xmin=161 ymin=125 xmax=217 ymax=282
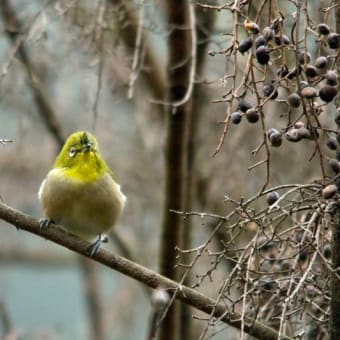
xmin=83 ymin=143 xmax=92 ymax=153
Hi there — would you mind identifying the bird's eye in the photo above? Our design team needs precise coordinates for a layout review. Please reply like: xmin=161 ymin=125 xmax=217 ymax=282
xmin=69 ymin=147 xmax=77 ymax=158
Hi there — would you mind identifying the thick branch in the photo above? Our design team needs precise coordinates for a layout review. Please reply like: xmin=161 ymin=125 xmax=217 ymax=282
xmin=0 ymin=202 xmax=292 ymax=340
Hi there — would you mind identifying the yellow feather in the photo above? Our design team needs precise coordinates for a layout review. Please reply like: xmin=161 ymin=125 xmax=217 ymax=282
xmin=38 ymin=131 xmax=126 ymax=240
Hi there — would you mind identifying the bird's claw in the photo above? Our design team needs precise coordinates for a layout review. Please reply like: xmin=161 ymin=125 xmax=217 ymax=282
xmin=39 ymin=218 xmax=54 ymax=229
xmin=88 ymin=234 xmax=108 ymax=256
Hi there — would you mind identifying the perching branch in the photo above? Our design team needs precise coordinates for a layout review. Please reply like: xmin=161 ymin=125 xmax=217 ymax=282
xmin=0 ymin=202 xmax=292 ymax=340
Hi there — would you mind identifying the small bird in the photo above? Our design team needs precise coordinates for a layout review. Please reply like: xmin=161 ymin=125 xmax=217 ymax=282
xmin=38 ymin=131 xmax=126 ymax=255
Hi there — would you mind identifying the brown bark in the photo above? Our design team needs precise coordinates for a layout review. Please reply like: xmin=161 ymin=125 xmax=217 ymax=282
xmin=179 ymin=6 xmax=216 ymax=340
xmin=159 ymin=1 xmax=191 ymax=339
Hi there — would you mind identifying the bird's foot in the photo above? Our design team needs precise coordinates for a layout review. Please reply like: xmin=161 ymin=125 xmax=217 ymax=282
xmin=88 ymin=234 xmax=108 ymax=256
xmin=39 ymin=218 xmax=54 ymax=229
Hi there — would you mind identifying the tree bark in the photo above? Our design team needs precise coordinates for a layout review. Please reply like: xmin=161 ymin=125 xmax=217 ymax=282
xmin=179 ymin=6 xmax=216 ymax=340
xmin=159 ymin=1 xmax=191 ymax=339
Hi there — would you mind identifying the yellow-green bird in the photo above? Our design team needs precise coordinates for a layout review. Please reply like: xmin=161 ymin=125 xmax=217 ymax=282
xmin=38 ymin=131 xmax=126 ymax=255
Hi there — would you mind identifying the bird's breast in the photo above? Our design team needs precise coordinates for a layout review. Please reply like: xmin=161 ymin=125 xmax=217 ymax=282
xmin=39 ymin=168 xmax=126 ymax=239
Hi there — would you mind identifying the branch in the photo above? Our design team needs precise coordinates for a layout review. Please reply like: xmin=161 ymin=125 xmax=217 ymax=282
xmin=0 ymin=202 xmax=293 ymax=340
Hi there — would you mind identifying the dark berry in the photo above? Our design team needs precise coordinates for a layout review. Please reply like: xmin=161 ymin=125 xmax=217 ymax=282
xmin=329 ymin=158 xmax=340 ymax=173
xmin=315 ymin=56 xmax=328 ymax=70
xmin=326 ymin=137 xmax=338 ymax=150
xmin=317 ymin=23 xmax=330 ymax=35
xmin=255 ymin=35 xmax=266 ymax=48
xmin=263 ymin=83 xmax=278 ymax=99
xmin=269 ymin=132 xmax=282 ymax=147
xmin=298 ymin=52 xmax=311 ymax=64
xmin=262 ymin=26 xmax=274 ymax=41
xmin=231 ymin=111 xmax=242 ymax=124
xmin=325 ymin=70 xmax=337 ymax=86
xmin=274 ymin=34 xmax=290 ymax=45
xmin=328 ymin=33 xmax=340 ymax=49
xmin=256 ymin=45 xmax=270 ymax=65
xmin=323 ymin=244 xmax=331 ymax=259
xmin=287 ymin=93 xmax=301 ymax=108
xmin=238 ymin=37 xmax=253 ymax=54
xmin=305 ymin=65 xmax=318 ymax=79
xmin=246 ymin=108 xmax=259 ymax=123
xmin=266 ymin=191 xmax=280 ymax=205
xmin=238 ymin=99 xmax=252 ymax=113
xmin=319 ymin=85 xmax=337 ymax=103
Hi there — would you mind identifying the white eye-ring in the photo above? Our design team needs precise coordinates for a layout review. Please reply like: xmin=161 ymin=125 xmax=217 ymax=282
xmin=69 ymin=147 xmax=77 ymax=158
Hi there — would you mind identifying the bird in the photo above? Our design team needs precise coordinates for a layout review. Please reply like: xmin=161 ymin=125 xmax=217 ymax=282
xmin=38 ymin=131 xmax=126 ymax=255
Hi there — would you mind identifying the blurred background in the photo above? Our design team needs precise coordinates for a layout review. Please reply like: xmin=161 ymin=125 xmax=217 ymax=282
xmin=0 ymin=0 xmax=337 ymax=339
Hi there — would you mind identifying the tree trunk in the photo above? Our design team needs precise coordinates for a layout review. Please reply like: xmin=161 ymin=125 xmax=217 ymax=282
xmin=159 ymin=1 xmax=191 ymax=340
